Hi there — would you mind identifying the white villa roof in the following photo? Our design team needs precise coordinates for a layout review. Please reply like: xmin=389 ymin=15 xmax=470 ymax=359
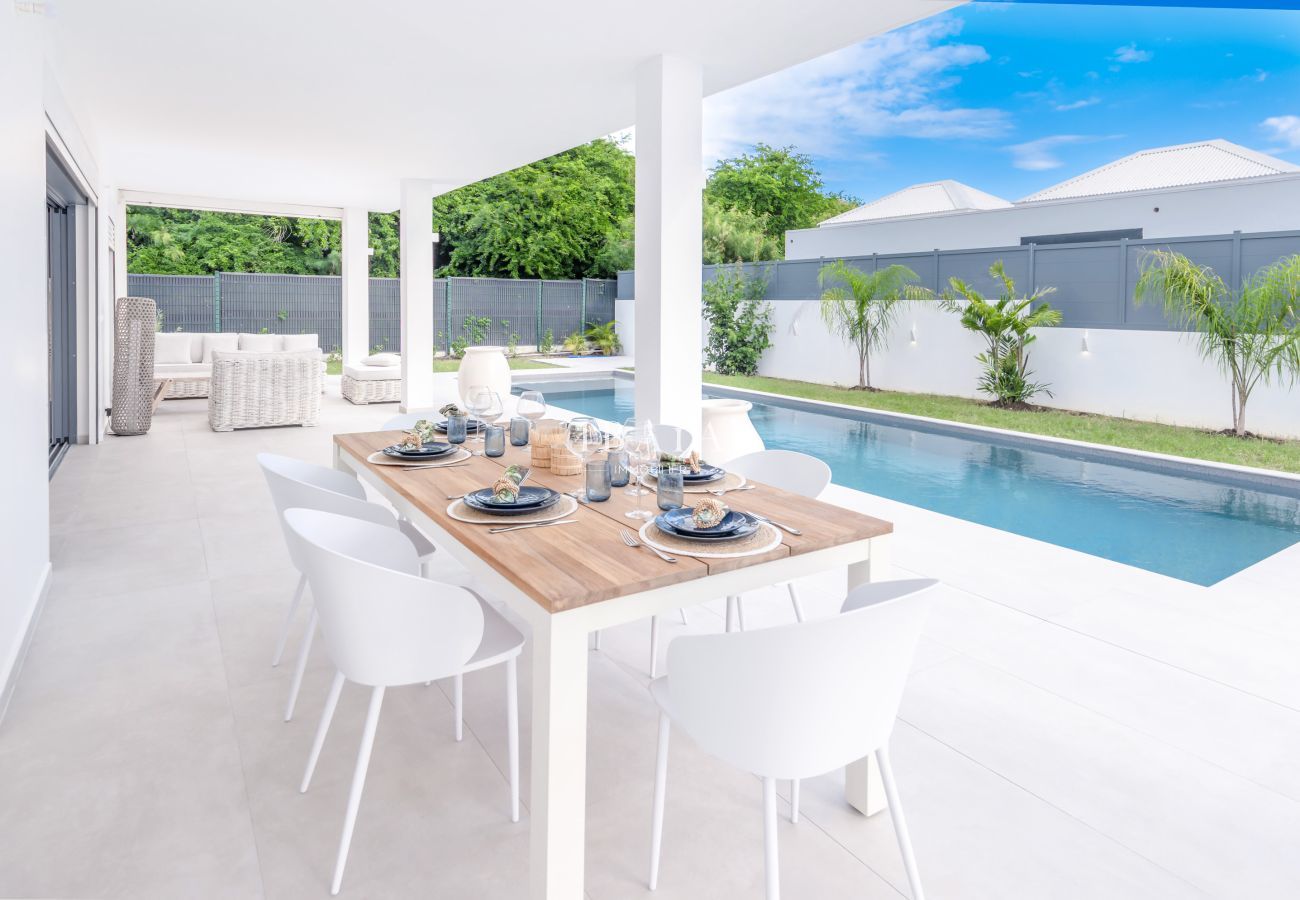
xmin=821 ymin=180 xmax=1012 ymax=225
xmin=1019 ymin=139 xmax=1299 ymax=203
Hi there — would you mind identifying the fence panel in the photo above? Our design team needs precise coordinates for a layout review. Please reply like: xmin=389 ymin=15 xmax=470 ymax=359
xmin=368 ymin=278 xmax=401 ymax=352
xmin=1035 ymin=244 xmax=1121 ymax=327
xmin=540 ymin=280 xmax=583 ymax=343
xmin=128 ymin=274 xmax=215 ymax=333
xmin=1124 ymin=238 xmax=1234 ymax=329
xmin=220 ymin=273 xmax=342 ymax=348
xmin=583 ymin=278 xmax=617 ymax=327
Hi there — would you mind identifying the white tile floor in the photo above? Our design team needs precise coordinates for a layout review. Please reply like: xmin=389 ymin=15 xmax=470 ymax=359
xmin=4 ymin=378 xmax=1299 ymax=899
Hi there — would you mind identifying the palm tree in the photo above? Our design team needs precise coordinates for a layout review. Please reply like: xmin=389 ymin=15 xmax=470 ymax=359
xmin=938 ymin=261 xmax=1062 ymax=406
xmin=817 ymin=261 xmax=919 ymax=390
xmin=1135 ymin=249 xmax=1300 ymax=437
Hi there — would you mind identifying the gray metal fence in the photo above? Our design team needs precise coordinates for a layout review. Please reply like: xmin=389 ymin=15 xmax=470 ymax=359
xmin=129 ymin=273 xmax=616 ymax=352
xmin=616 ymin=228 xmax=1300 ymax=331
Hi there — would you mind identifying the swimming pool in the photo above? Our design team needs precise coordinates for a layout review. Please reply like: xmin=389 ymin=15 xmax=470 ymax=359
xmin=515 ymin=375 xmax=1300 ymax=586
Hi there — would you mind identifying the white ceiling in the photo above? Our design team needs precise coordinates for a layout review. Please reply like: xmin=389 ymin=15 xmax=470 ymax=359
xmin=46 ymin=0 xmax=958 ymax=211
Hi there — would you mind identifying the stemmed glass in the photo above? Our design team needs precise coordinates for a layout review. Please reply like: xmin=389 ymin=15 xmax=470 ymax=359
xmin=566 ymin=417 xmax=605 ymax=502
xmin=623 ymin=422 xmax=659 ymax=520
xmin=517 ymin=390 xmax=547 ymax=432
xmin=623 ymin=417 xmax=652 ymax=497
xmin=465 ymin=386 xmax=500 ymax=444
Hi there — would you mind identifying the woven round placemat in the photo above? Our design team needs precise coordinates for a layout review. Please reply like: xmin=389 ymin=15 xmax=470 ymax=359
xmin=639 ymin=521 xmax=781 ymax=559
xmin=367 ymin=448 xmax=471 ymax=468
xmin=447 ymin=493 xmax=578 ymax=525
xmin=640 ymin=471 xmax=747 ymax=494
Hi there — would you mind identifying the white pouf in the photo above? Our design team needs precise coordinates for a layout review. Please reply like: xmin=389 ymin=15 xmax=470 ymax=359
xmin=342 ymin=362 xmax=402 ymax=404
xmin=701 ymin=398 xmax=765 ymax=465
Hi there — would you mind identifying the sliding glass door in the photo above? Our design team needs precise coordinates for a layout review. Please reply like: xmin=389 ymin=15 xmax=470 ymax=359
xmin=47 ymin=198 xmax=76 ymax=473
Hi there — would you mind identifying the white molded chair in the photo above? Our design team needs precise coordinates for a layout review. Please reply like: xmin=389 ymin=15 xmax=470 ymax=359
xmin=722 ymin=450 xmax=832 ymax=632
xmin=258 ymin=453 xmax=442 ymax=722
xmin=648 ymin=578 xmax=938 ymax=900
xmin=284 ymin=508 xmax=524 ymax=896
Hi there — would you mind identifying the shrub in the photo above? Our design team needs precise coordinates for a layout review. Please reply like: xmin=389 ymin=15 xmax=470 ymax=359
xmin=539 ymin=328 xmax=555 ymax=354
xmin=701 ymin=266 xmax=774 ymax=376
xmin=563 ymin=331 xmax=587 ymax=354
xmin=818 ymin=260 xmax=919 ymax=390
xmin=584 ymin=320 xmax=622 ymax=356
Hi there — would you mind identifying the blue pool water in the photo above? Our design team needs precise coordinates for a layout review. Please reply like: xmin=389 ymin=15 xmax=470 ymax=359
xmin=517 ymin=377 xmax=1300 ymax=585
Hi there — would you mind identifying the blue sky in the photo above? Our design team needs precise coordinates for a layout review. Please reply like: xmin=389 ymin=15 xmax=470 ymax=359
xmin=702 ymin=2 xmax=1300 ymax=203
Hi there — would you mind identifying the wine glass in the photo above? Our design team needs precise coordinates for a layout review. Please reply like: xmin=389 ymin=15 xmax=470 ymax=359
xmin=623 ymin=422 xmax=659 ymax=520
xmin=465 ymin=385 xmax=497 ymax=444
xmin=566 ymin=417 xmax=604 ymax=502
xmin=623 ymin=417 xmax=651 ymax=497
xmin=656 ymin=425 xmax=692 ymax=461
xmin=517 ymin=390 xmax=547 ymax=433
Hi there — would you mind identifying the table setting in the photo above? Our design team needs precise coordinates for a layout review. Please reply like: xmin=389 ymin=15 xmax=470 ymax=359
xmin=365 ymin=418 xmax=474 ymax=468
xmin=444 ymin=463 xmax=579 ymax=531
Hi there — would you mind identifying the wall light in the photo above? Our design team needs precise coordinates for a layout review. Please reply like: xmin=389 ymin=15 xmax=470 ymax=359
xmin=1081 ymin=331 xmax=1090 ymax=353
xmin=909 ymin=324 xmax=918 ymax=344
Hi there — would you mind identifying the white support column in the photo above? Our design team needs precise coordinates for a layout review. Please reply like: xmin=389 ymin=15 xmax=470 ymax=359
xmin=340 ymin=207 xmax=370 ymax=364
xmin=399 ymin=179 xmax=435 ymax=411
xmin=634 ymin=55 xmax=704 ymax=443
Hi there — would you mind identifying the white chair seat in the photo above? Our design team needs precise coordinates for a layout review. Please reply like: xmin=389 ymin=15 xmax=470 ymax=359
xmin=397 ymin=517 xmax=437 ymax=560
xmin=465 ymin=595 xmax=525 ymax=671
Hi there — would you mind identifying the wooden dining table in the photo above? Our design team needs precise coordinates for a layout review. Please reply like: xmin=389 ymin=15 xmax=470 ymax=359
xmin=333 ymin=428 xmax=894 ymax=899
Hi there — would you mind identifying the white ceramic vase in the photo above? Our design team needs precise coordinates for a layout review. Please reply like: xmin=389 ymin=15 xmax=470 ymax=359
xmin=700 ymin=398 xmax=764 ymax=465
xmin=457 ymin=346 xmax=511 ymax=407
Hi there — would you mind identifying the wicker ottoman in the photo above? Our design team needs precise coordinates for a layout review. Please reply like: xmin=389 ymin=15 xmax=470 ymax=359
xmin=342 ymin=363 xmax=402 ymax=404
xmin=208 ymin=349 xmax=322 ymax=431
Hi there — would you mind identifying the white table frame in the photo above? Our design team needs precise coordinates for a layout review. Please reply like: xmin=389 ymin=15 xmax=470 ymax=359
xmin=336 ymin=442 xmax=892 ymax=899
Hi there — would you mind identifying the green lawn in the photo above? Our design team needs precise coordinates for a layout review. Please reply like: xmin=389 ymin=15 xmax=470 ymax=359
xmin=326 ymin=357 xmax=558 ymax=376
xmin=702 ymin=372 xmax=1300 ymax=474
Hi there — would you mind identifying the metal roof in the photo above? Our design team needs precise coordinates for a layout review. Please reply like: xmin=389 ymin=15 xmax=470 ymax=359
xmin=1019 ymin=139 xmax=1300 ymax=203
xmin=819 ymin=180 xmax=1012 ymax=226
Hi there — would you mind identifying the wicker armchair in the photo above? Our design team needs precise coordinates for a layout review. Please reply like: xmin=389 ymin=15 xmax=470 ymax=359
xmin=208 ymin=349 xmax=323 ymax=432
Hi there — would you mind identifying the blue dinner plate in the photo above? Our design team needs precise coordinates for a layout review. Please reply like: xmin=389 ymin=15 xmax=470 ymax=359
xmin=650 ymin=463 xmax=725 ymax=483
xmin=434 ymin=418 xmax=487 ymax=433
xmin=381 ymin=442 xmax=456 ymax=459
xmin=655 ymin=509 xmax=759 ymax=541
xmin=463 ymin=487 xmax=560 ymax=515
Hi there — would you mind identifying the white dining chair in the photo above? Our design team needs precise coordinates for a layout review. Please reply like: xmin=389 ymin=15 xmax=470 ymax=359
xmin=284 ymin=507 xmax=524 ymax=896
xmin=258 ymin=453 xmax=444 ymax=723
xmin=722 ymin=449 xmax=832 ymax=632
xmin=648 ymin=578 xmax=938 ymax=900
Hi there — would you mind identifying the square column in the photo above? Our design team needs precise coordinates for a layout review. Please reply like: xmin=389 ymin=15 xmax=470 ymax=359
xmin=634 ymin=55 xmax=704 ymax=443
xmin=399 ymin=179 xmax=435 ymax=411
xmin=340 ymin=207 xmax=370 ymax=364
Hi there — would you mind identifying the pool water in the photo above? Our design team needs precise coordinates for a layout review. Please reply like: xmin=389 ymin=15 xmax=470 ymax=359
xmin=518 ymin=377 xmax=1300 ymax=586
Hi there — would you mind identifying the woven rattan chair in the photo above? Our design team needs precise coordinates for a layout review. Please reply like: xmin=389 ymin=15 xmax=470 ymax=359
xmin=208 ymin=349 xmax=322 ymax=431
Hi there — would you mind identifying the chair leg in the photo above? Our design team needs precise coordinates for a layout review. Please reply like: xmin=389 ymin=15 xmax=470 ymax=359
xmin=763 ymin=776 xmax=780 ymax=900
xmin=302 ymin=670 xmax=345 ymax=792
xmin=592 ymin=630 xmax=602 ymax=651
xmin=649 ymin=616 xmax=660 ymax=678
xmin=877 ymin=745 xmax=925 ymax=900
xmin=648 ymin=712 xmax=670 ymax=890
xmin=787 ymin=582 xmax=806 ymax=624
xmin=790 ymin=779 xmax=800 ymax=824
xmin=284 ymin=608 xmax=318 ymax=722
xmin=737 ymin=598 xmax=746 ymax=632
xmin=420 ymin=557 xmax=432 ymax=580
xmin=725 ymin=596 xmax=737 ymax=633
xmin=272 ymin=574 xmax=307 ymax=667
xmin=331 ymin=685 xmax=385 ymax=896
xmin=678 ymin=607 xmax=688 ymax=626
xmin=506 ymin=657 xmax=520 ymax=823
xmin=453 ymin=673 xmax=464 ymax=742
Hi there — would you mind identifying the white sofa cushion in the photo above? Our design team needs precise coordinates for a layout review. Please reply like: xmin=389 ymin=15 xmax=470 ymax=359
xmin=363 ymin=352 xmax=401 ymax=367
xmin=154 ymin=362 xmax=212 ymax=378
xmin=201 ymin=333 xmax=240 ymax=362
xmin=238 ymin=332 xmax=278 ymax=352
xmin=343 ymin=363 xmax=403 ymax=381
xmin=279 ymin=333 xmax=319 ymax=352
xmin=155 ymin=332 xmax=193 ymax=365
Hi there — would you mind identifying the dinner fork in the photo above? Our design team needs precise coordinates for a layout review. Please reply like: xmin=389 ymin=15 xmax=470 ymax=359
xmin=751 ymin=513 xmax=802 ymax=536
xmin=620 ymin=529 xmax=676 ymax=563
xmin=709 ymin=484 xmax=756 ymax=496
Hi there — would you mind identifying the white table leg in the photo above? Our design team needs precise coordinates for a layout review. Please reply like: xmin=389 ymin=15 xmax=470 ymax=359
xmin=529 ymin=611 xmax=590 ymax=899
xmin=844 ymin=535 xmax=892 ymax=816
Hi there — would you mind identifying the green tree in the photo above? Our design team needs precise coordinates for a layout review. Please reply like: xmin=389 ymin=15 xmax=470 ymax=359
xmin=127 ymin=207 xmax=343 ymax=275
xmin=706 ymin=144 xmax=855 ymax=242
xmin=702 ymin=198 xmax=782 ymax=264
xmin=1136 ymin=250 xmax=1300 ymax=436
xmin=818 ymin=261 xmax=919 ymax=390
xmin=702 ymin=266 xmax=775 ymax=376
xmin=937 ymin=261 xmax=1062 ymax=406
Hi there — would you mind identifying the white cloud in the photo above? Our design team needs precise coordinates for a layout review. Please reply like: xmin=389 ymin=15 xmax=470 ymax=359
xmin=1008 ymin=135 xmax=1091 ymax=171
xmin=701 ymin=17 xmax=1008 ymax=165
xmin=1054 ymin=97 xmax=1100 ymax=112
xmin=1110 ymin=44 xmax=1153 ymax=64
xmin=1262 ymin=115 xmax=1300 ymax=149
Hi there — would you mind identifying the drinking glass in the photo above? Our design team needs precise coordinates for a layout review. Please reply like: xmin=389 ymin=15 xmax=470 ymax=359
xmin=566 ymin=417 xmax=604 ymax=501
xmin=517 ymin=390 xmax=547 ymax=427
xmin=509 ymin=416 xmax=530 ymax=446
xmin=585 ymin=458 xmax=611 ymax=502
xmin=465 ymin=385 xmax=498 ymax=444
xmin=484 ymin=424 xmax=505 ymax=457
xmin=446 ymin=412 xmax=468 ymax=444
xmin=623 ymin=423 xmax=659 ymax=520
xmin=605 ymin=423 xmax=628 ymax=487
xmin=657 ymin=464 xmax=685 ymax=510
xmin=622 ymin=417 xmax=652 ymax=497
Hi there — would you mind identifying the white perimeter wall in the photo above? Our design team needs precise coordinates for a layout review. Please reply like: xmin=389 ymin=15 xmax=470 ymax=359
xmin=616 ymin=298 xmax=1300 ymax=439
xmin=785 ymin=176 xmax=1300 ymax=258
xmin=0 ymin=6 xmax=53 ymax=705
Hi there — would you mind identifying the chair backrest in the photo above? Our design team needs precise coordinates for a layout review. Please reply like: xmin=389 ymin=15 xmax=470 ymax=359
xmin=257 ymin=453 xmax=394 ymax=572
xmin=282 ymin=508 xmax=484 ymax=687
xmin=665 ymin=578 xmax=938 ymax=780
xmin=726 ymin=449 xmax=831 ymax=499
xmin=652 ymin=424 xmax=694 ymax=455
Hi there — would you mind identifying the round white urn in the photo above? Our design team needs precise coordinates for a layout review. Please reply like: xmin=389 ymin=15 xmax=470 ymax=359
xmin=700 ymin=398 xmax=764 ymax=464
xmin=457 ymin=346 xmax=511 ymax=406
